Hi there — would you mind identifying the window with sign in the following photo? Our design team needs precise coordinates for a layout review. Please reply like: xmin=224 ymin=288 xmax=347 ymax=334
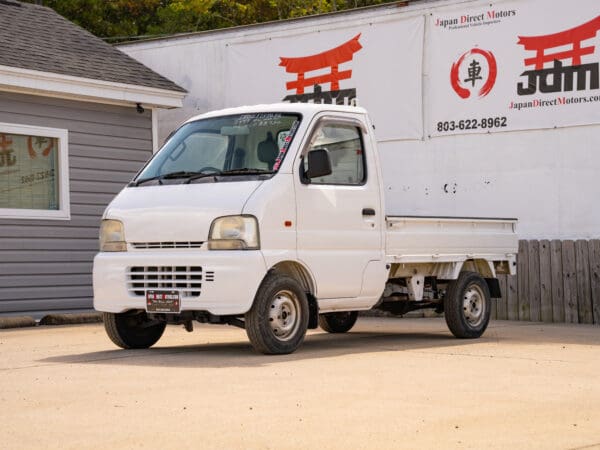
xmin=0 ymin=123 xmax=69 ymax=219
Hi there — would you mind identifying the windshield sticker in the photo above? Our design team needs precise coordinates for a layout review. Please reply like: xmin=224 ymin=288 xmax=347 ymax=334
xmin=272 ymin=120 xmax=300 ymax=171
xmin=235 ymin=113 xmax=284 ymax=127
xmin=277 ymin=131 xmax=290 ymax=149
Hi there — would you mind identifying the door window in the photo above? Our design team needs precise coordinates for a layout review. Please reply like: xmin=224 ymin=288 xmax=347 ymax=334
xmin=303 ymin=123 xmax=365 ymax=185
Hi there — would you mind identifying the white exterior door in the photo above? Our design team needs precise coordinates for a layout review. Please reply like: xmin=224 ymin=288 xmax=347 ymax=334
xmin=294 ymin=115 xmax=383 ymax=299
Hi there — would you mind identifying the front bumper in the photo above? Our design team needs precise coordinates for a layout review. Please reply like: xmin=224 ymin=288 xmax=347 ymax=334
xmin=93 ymin=250 xmax=267 ymax=315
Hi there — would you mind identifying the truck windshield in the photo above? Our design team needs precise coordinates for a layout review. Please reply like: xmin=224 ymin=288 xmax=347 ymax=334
xmin=134 ymin=113 xmax=301 ymax=185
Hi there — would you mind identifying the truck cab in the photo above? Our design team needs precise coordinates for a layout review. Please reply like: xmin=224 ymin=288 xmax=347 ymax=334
xmin=94 ymin=103 xmax=517 ymax=354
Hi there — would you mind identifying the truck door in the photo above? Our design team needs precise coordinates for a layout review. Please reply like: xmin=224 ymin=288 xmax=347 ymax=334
xmin=294 ymin=115 xmax=383 ymax=299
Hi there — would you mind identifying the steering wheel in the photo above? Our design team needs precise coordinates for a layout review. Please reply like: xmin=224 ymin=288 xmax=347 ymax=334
xmin=198 ymin=167 xmax=221 ymax=173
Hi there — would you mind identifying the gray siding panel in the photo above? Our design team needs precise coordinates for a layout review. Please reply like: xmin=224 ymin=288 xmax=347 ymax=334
xmin=0 ymin=92 xmax=153 ymax=315
xmin=70 ymin=132 xmax=151 ymax=151
xmin=0 ymin=298 xmax=95 ymax=313
xmin=0 ymin=238 xmax=97 ymax=250
xmin=0 ymin=93 xmax=152 ymax=128
xmin=70 ymin=168 xmax=136 ymax=184
xmin=0 ymin=111 xmax=152 ymax=140
xmin=0 ymin=286 xmax=92 ymax=301
xmin=0 ymin=262 xmax=92 ymax=275
xmin=70 ymin=180 xmax=129 ymax=195
xmin=1 ymin=226 xmax=98 ymax=239
xmin=70 ymin=193 xmax=117 ymax=205
xmin=70 ymin=156 xmax=146 ymax=173
xmin=0 ymin=274 xmax=93 ymax=288
xmin=0 ymin=250 xmax=98 ymax=263
xmin=3 ymin=216 xmax=105 ymax=228
xmin=69 ymin=205 xmax=108 ymax=217
xmin=70 ymin=144 xmax=152 ymax=162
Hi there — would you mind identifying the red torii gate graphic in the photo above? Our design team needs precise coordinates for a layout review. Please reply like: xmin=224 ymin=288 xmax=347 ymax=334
xmin=517 ymin=15 xmax=600 ymax=69
xmin=279 ymin=34 xmax=363 ymax=94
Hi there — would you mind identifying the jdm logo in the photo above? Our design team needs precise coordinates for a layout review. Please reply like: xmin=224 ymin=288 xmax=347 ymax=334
xmin=279 ymin=34 xmax=362 ymax=105
xmin=516 ymin=16 xmax=600 ymax=96
xmin=450 ymin=48 xmax=497 ymax=99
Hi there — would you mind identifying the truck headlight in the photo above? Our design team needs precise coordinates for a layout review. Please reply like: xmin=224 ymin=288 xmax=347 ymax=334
xmin=99 ymin=219 xmax=127 ymax=252
xmin=208 ymin=215 xmax=259 ymax=250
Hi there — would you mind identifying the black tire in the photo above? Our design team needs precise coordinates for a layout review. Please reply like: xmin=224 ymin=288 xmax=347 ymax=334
xmin=444 ymin=271 xmax=491 ymax=339
xmin=245 ymin=272 xmax=309 ymax=355
xmin=103 ymin=311 xmax=166 ymax=349
xmin=318 ymin=311 xmax=358 ymax=333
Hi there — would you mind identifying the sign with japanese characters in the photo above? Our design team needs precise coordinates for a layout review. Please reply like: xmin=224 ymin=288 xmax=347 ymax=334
xmin=427 ymin=0 xmax=600 ymax=136
xmin=0 ymin=131 xmax=59 ymax=210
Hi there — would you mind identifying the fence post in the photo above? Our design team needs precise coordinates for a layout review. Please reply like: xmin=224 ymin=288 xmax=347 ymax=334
xmin=575 ymin=240 xmax=593 ymax=324
xmin=496 ymin=274 xmax=508 ymax=320
xmin=518 ymin=240 xmax=530 ymax=321
xmin=562 ymin=240 xmax=579 ymax=324
xmin=539 ymin=240 xmax=553 ymax=322
xmin=589 ymin=240 xmax=600 ymax=325
xmin=550 ymin=240 xmax=564 ymax=323
xmin=528 ymin=240 xmax=541 ymax=322
xmin=507 ymin=275 xmax=519 ymax=320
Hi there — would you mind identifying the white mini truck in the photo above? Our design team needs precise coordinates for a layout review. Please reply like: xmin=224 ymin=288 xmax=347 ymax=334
xmin=93 ymin=103 xmax=518 ymax=354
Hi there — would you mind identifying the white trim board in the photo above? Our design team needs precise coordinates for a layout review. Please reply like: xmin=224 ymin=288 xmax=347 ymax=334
xmin=151 ymin=108 xmax=159 ymax=153
xmin=0 ymin=64 xmax=185 ymax=109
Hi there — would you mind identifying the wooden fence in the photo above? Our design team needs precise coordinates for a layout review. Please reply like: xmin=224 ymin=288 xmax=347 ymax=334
xmin=491 ymin=240 xmax=600 ymax=324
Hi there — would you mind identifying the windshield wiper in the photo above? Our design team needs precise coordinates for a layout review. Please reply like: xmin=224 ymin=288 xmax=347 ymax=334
xmin=132 ymin=171 xmax=215 ymax=187
xmin=133 ymin=168 xmax=274 ymax=186
xmin=183 ymin=170 xmax=223 ymax=184
xmin=184 ymin=168 xmax=273 ymax=184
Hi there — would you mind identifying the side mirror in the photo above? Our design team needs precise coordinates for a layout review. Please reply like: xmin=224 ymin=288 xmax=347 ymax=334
xmin=307 ymin=148 xmax=332 ymax=179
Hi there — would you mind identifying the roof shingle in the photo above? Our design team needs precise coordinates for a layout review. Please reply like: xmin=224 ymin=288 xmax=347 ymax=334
xmin=0 ymin=0 xmax=185 ymax=93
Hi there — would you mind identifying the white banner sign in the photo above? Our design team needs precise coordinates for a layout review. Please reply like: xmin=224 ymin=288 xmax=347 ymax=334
xmin=225 ymin=16 xmax=424 ymax=141
xmin=427 ymin=0 xmax=600 ymax=136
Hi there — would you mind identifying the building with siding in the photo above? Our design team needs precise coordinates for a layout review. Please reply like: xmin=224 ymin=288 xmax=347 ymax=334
xmin=0 ymin=1 xmax=186 ymax=317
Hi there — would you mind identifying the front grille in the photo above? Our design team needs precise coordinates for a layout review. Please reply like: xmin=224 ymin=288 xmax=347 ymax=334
xmin=131 ymin=242 xmax=204 ymax=249
xmin=127 ymin=266 xmax=202 ymax=297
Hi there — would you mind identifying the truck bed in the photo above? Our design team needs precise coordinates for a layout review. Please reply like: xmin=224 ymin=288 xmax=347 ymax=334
xmin=385 ymin=216 xmax=518 ymax=264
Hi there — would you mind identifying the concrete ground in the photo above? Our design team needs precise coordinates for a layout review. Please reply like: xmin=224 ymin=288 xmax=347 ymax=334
xmin=1 ymin=317 xmax=599 ymax=450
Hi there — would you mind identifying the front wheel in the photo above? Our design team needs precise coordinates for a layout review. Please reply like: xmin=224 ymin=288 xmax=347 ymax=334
xmin=318 ymin=311 xmax=358 ymax=333
xmin=245 ymin=272 xmax=309 ymax=354
xmin=444 ymin=272 xmax=491 ymax=339
xmin=103 ymin=311 xmax=166 ymax=349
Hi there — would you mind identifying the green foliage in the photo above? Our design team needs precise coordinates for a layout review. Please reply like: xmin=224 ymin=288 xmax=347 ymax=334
xmin=22 ymin=0 xmax=399 ymax=41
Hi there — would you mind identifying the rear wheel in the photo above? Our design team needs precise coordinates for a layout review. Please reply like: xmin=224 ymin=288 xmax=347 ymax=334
xmin=318 ymin=311 xmax=358 ymax=333
xmin=444 ymin=271 xmax=491 ymax=339
xmin=103 ymin=311 xmax=166 ymax=349
xmin=245 ymin=272 xmax=309 ymax=354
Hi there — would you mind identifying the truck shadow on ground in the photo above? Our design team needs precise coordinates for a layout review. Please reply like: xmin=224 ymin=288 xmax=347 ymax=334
xmin=39 ymin=328 xmax=485 ymax=369
xmin=38 ymin=318 xmax=600 ymax=369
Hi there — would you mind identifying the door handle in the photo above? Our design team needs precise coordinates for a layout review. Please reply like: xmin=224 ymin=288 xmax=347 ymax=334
xmin=362 ymin=208 xmax=376 ymax=216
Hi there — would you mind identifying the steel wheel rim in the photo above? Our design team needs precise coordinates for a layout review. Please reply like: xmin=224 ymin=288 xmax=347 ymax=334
xmin=462 ymin=283 xmax=486 ymax=327
xmin=269 ymin=290 xmax=300 ymax=341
